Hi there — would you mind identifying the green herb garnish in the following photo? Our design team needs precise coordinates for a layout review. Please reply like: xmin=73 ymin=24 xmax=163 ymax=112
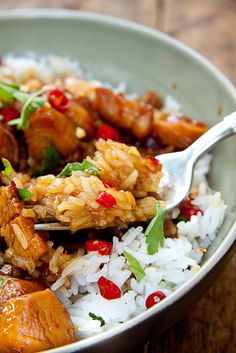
xmin=2 ymin=157 xmax=13 ymax=181
xmin=123 ymin=250 xmax=145 ymax=282
xmin=89 ymin=312 xmax=105 ymax=327
xmin=0 ymin=80 xmax=47 ymax=130
xmin=17 ymin=188 xmax=34 ymax=200
xmin=41 ymin=142 xmax=61 ymax=173
xmin=0 ymin=81 xmax=20 ymax=103
xmin=145 ymin=202 xmax=165 ymax=255
xmin=1 ymin=158 xmax=34 ymax=200
xmin=9 ymin=89 xmax=46 ymax=130
xmin=58 ymin=160 xmax=100 ymax=178
xmin=0 ymin=81 xmax=28 ymax=104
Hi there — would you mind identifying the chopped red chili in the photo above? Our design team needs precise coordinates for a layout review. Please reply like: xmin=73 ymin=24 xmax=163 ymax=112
xmin=96 ymin=191 xmax=117 ymax=208
xmin=146 ymin=291 xmax=166 ymax=309
xmin=96 ymin=125 xmax=120 ymax=142
xmin=85 ymin=240 xmax=100 ymax=252
xmin=85 ymin=240 xmax=112 ymax=255
xmin=98 ymin=276 xmax=121 ymax=300
xmin=0 ymin=107 xmax=20 ymax=123
xmin=48 ymin=89 xmax=70 ymax=113
xmin=146 ymin=156 xmax=162 ymax=171
xmin=102 ymin=180 xmax=119 ymax=190
xmin=102 ymin=180 xmax=115 ymax=188
xmin=180 ymin=205 xmax=203 ymax=221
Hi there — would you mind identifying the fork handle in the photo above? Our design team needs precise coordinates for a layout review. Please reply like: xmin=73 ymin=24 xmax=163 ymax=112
xmin=188 ymin=111 xmax=236 ymax=163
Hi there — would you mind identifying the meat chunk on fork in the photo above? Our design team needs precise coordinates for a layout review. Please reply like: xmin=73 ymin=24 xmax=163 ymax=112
xmin=0 ymin=288 xmax=75 ymax=353
xmin=94 ymin=87 xmax=153 ymax=139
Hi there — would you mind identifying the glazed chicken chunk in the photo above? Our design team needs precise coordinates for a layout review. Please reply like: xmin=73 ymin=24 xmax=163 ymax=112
xmin=94 ymin=87 xmax=153 ymax=139
xmin=0 ymin=182 xmax=48 ymax=274
xmin=0 ymin=283 xmax=75 ymax=353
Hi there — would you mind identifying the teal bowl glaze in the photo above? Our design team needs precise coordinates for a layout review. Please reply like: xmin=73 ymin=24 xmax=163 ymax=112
xmin=0 ymin=9 xmax=235 ymax=353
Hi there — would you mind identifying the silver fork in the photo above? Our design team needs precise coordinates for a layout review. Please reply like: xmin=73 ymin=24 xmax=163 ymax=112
xmin=34 ymin=111 xmax=236 ymax=232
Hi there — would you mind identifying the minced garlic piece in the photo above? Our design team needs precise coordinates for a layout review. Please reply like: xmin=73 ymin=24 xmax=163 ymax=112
xmin=75 ymin=127 xmax=86 ymax=139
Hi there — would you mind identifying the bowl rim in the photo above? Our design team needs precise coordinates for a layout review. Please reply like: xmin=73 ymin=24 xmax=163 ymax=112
xmin=0 ymin=8 xmax=235 ymax=353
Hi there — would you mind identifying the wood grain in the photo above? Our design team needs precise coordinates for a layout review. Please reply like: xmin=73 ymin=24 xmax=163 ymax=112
xmin=0 ymin=1 xmax=235 ymax=352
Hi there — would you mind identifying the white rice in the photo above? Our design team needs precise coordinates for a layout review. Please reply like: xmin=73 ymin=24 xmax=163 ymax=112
xmin=51 ymin=155 xmax=225 ymax=339
xmin=0 ymin=55 xmax=226 ymax=339
xmin=1 ymin=54 xmax=82 ymax=82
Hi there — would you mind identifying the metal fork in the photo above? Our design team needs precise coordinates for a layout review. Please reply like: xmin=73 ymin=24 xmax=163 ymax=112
xmin=34 ymin=111 xmax=236 ymax=232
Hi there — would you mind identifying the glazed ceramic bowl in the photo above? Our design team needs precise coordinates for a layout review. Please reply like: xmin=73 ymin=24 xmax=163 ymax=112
xmin=0 ymin=9 xmax=235 ymax=353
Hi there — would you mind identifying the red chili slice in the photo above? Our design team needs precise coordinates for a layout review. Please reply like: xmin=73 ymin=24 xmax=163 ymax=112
xmin=102 ymin=180 xmax=119 ymax=190
xmin=146 ymin=291 xmax=166 ymax=309
xmin=48 ymin=89 xmax=70 ymax=112
xmin=96 ymin=191 xmax=117 ymax=208
xmin=98 ymin=241 xmax=113 ymax=255
xmin=85 ymin=240 xmax=112 ymax=255
xmin=0 ymin=107 xmax=20 ymax=123
xmin=146 ymin=156 xmax=162 ymax=171
xmin=96 ymin=125 xmax=120 ymax=142
xmin=102 ymin=180 xmax=115 ymax=188
xmin=180 ymin=206 xmax=203 ymax=221
xmin=85 ymin=240 xmax=99 ymax=252
xmin=98 ymin=276 xmax=121 ymax=300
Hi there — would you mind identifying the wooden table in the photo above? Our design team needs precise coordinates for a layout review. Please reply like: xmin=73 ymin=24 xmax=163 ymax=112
xmin=1 ymin=1 xmax=235 ymax=352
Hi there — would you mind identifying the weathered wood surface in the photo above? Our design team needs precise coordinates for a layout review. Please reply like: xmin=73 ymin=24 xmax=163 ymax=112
xmin=0 ymin=1 xmax=235 ymax=352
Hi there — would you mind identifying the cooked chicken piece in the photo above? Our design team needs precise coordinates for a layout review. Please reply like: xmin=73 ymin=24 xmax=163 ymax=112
xmin=65 ymin=100 xmax=96 ymax=140
xmin=94 ymin=87 xmax=153 ymax=139
xmin=25 ymin=107 xmax=80 ymax=163
xmin=76 ymin=96 xmax=99 ymax=122
xmin=0 ymin=182 xmax=48 ymax=273
xmin=0 ymin=276 xmax=46 ymax=305
xmin=0 ymin=289 xmax=75 ymax=352
xmin=153 ymin=112 xmax=208 ymax=149
xmin=140 ymin=90 xmax=164 ymax=110
xmin=0 ymin=124 xmax=19 ymax=166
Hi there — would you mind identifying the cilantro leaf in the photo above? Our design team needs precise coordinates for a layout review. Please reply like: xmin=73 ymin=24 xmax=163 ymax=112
xmin=41 ymin=142 xmax=61 ymax=173
xmin=123 ymin=250 xmax=145 ymax=282
xmin=0 ymin=81 xmax=46 ymax=130
xmin=0 ymin=81 xmax=20 ymax=104
xmin=17 ymin=188 xmax=34 ymax=200
xmin=145 ymin=202 xmax=165 ymax=255
xmin=1 ymin=158 xmax=33 ymax=200
xmin=9 ymin=89 xmax=46 ymax=130
xmin=2 ymin=157 xmax=13 ymax=180
xmin=58 ymin=160 xmax=100 ymax=178
xmin=89 ymin=312 xmax=105 ymax=327
xmin=0 ymin=81 xmax=28 ymax=104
